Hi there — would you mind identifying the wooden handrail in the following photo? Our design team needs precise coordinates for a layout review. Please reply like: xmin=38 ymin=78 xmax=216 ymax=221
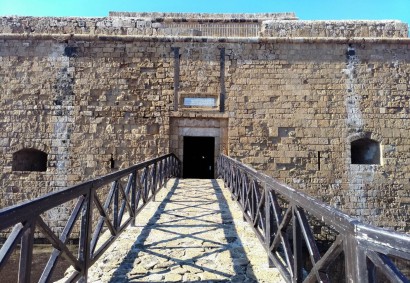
xmin=217 ymin=154 xmax=410 ymax=283
xmin=0 ymin=153 xmax=181 ymax=282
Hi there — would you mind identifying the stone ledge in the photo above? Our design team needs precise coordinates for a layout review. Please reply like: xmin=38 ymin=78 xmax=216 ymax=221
xmin=1 ymin=32 xmax=410 ymax=44
xmin=169 ymin=110 xmax=229 ymax=119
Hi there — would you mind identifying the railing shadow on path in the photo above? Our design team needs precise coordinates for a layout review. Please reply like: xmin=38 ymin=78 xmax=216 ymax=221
xmin=0 ymin=153 xmax=180 ymax=282
xmin=217 ymin=154 xmax=410 ymax=283
xmin=106 ymin=178 xmax=260 ymax=282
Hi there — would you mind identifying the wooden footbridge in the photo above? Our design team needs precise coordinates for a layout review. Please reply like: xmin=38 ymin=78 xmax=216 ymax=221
xmin=0 ymin=154 xmax=409 ymax=282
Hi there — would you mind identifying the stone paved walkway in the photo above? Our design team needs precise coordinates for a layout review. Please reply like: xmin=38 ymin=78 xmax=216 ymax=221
xmin=88 ymin=179 xmax=284 ymax=282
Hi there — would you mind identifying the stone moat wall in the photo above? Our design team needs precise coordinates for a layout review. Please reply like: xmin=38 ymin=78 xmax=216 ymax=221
xmin=0 ymin=13 xmax=409 ymax=236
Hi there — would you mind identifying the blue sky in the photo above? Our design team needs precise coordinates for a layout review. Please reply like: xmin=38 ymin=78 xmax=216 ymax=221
xmin=0 ymin=0 xmax=409 ymax=24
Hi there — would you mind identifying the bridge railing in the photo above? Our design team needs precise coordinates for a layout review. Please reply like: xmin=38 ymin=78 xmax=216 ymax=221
xmin=217 ymin=154 xmax=410 ymax=283
xmin=0 ymin=153 xmax=181 ymax=282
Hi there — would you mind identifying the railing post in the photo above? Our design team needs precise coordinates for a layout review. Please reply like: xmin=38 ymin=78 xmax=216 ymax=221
xmin=241 ymin=174 xmax=247 ymax=209
xmin=224 ymin=156 xmax=228 ymax=182
xmin=177 ymin=157 xmax=182 ymax=177
xmin=218 ymin=156 xmax=222 ymax=180
xmin=158 ymin=159 xmax=164 ymax=187
xmin=79 ymin=188 xmax=94 ymax=282
xmin=113 ymin=181 xmax=119 ymax=231
xmin=172 ymin=155 xmax=177 ymax=177
xmin=18 ymin=220 xmax=35 ymax=283
xmin=265 ymin=183 xmax=275 ymax=268
xmin=169 ymin=156 xmax=172 ymax=178
xmin=131 ymin=171 xmax=137 ymax=227
xmin=152 ymin=163 xmax=157 ymax=201
xmin=344 ymin=232 xmax=368 ymax=283
xmin=292 ymin=205 xmax=303 ymax=283
xmin=164 ymin=158 xmax=169 ymax=185
xmin=170 ymin=156 xmax=174 ymax=178
xmin=250 ymin=180 xmax=256 ymax=223
xmin=143 ymin=167 xmax=149 ymax=203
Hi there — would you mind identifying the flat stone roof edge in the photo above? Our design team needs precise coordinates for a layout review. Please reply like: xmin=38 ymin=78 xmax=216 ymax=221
xmin=264 ymin=19 xmax=406 ymax=24
xmin=108 ymin=11 xmax=299 ymax=20
xmin=2 ymin=33 xmax=410 ymax=44
xmin=1 ymin=16 xmax=406 ymax=26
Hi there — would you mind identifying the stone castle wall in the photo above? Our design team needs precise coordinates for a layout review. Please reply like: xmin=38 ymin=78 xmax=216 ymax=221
xmin=0 ymin=13 xmax=409 ymax=236
xmin=224 ymin=41 xmax=409 ymax=231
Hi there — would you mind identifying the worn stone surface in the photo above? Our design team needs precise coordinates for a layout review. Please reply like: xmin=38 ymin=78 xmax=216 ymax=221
xmin=86 ymin=179 xmax=285 ymax=282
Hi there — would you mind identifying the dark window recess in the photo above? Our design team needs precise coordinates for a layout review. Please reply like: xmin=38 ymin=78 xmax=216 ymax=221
xmin=12 ymin=148 xmax=47 ymax=172
xmin=351 ymin=138 xmax=381 ymax=165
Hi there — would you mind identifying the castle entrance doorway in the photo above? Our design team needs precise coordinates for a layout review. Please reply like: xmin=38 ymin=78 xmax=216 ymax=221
xmin=183 ymin=136 xmax=215 ymax=179
xmin=170 ymin=117 xmax=228 ymax=179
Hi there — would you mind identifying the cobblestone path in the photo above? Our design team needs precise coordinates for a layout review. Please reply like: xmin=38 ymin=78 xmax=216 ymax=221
xmin=88 ymin=179 xmax=284 ymax=282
